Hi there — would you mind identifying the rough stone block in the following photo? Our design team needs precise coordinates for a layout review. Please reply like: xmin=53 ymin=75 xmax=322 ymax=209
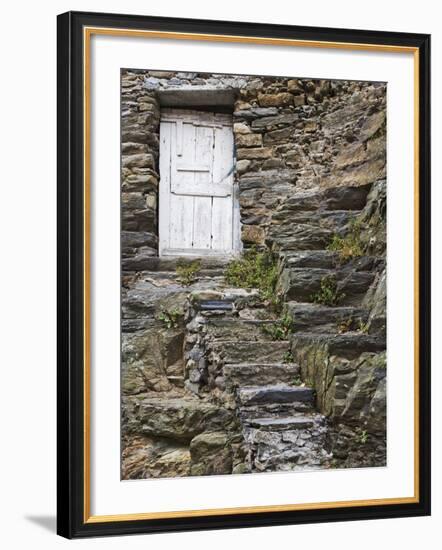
xmin=252 ymin=113 xmax=298 ymax=129
xmin=122 ymin=435 xmax=190 ymax=479
xmin=238 ymin=385 xmax=314 ymax=406
xmin=279 ymin=266 xmax=375 ymax=304
xmin=241 ymin=224 xmax=265 ymax=244
xmin=233 ymin=122 xmax=251 ymax=134
xmin=263 ymin=127 xmax=292 ymax=143
xmin=287 ymin=79 xmax=304 ymax=94
xmin=122 ymin=153 xmax=155 ymax=169
xmin=234 ymin=107 xmax=279 ymax=119
xmin=235 ymin=133 xmax=263 ymax=147
xmin=236 ymin=159 xmax=251 ymax=174
xmin=258 ymin=92 xmax=294 ymax=107
xmin=293 ymin=95 xmax=306 ymax=107
xmin=190 ymin=432 xmax=233 ymax=475
xmin=123 ymin=396 xmax=238 ymax=442
xmin=236 ymin=147 xmax=273 ymax=160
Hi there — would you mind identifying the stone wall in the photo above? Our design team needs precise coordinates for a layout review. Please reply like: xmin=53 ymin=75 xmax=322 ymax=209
xmin=120 ymin=69 xmax=387 ymax=477
xmin=121 ymin=69 xmax=386 ymax=260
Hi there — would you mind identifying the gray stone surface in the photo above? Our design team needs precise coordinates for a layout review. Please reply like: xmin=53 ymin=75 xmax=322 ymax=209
xmin=213 ymin=340 xmax=290 ymax=364
xmin=123 ymin=395 xmax=238 ymax=442
xmin=247 ymin=416 xmax=316 ymax=430
xmin=189 ymin=432 xmax=234 ymax=476
xmin=238 ymin=385 xmax=314 ymax=406
xmin=223 ymin=363 xmax=300 ymax=387
xmin=120 ymin=69 xmax=387 ymax=478
xmin=286 ymin=302 xmax=368 ymax=333
xmin=279 ymin=267 xmax=375 ymax=304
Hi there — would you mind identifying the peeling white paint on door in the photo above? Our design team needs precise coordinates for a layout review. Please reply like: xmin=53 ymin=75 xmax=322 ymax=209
xmin=159 ymin=109 xmax=240 ymax=256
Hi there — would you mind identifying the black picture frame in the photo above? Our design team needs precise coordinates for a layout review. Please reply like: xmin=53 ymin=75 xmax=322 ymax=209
xmin=57 ymin=10 xmax=431 ymax=539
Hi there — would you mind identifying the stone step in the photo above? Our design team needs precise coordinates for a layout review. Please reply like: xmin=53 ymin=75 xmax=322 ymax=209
xmin=279 ymin=267 xmax=375 ymax=305
xmin=123 ymin=276 xmax=228 ymax=317
xmin=250 ymin=442 xmax=331 ymax=472
xmin=291 ymin=332 xmax=386 ymax=360
xmin=271 ymin=209 xmax=358 ymax=232
xmin=239 ymin=400 xmax=314 ymax=418
xmin=206 ymin=319 xmax=280 ymax=341
xmin=190 ymin=288 xmax=263 ymax=312
xmin=213 ymin=340 xmax=290 ymax=363
xmin=246 ymin=415 xmax=317 ymax=431
xmin=238 ymin=385 xmax=314 ymax=406
xmin=278 ymin=250 xmax=339 ymax=269
xmin=285 ymin=302 xmax=368 ymax=333
xmin=242 ymin=410 xmax=331 ymax=472
xmin=139 ymin=270 xmax=227 ymax=282
xmin=268 ymin=223 xmax=333 ymax=251
xmin=127 ymin=271 xmax=227 ymax=291
xmin=199 ymin=300 xmax=234 ymax=312
xmin=237 ymin=307 xmax=279 ymax=321
xmin=223 ymin=362 xmax=300 ymax=387
xmin=133 ymin=256 xmax=231 ymax=272
xmin=279 ymin=250 xmax=385 ymax=272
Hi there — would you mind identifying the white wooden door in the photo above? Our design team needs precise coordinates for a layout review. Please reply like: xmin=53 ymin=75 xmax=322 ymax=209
xmin=159 ymin=109 xmax=239 ymax=256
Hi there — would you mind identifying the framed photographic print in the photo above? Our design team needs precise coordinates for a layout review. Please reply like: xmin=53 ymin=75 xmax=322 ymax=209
xmin=57 ymin=11 xmax=431 ymax=538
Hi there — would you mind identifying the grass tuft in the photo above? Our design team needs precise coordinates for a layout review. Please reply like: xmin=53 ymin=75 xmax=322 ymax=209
xmin=224 ymin=247 xmax=280 ymax=308
xmin=262 ymin=313 xmax=293 ymax=340
xmin=328 ymin=220 xmax=365 ymax=262
xmin=311 ymin=275 xmax=345 ymax=307
xmin=176 ymin=260 xmax=201 ymax=286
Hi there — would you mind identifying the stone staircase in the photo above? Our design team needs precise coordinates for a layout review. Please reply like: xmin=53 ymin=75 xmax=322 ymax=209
xmin=181 ymin=181 xmax=388 ymax=473
xmin=186 ymin=291 xmax=331 ymax=473
xmin=122 ymin=182 xmax=386 ymax=477
xmin=269 ymin=185 xmax=386 ymax=344
xmin=265 ymin=183 xmax=387 ymax=467
xmin=238 ymin=385 xmax=330 ymax=472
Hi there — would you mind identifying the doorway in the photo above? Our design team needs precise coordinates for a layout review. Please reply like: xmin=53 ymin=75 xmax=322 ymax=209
xmin=159 ymin=108 xmax=240 ymax=256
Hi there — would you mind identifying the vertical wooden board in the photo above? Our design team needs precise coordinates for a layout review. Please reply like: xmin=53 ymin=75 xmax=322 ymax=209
xmin=211 ymin=125 xmax=234 ymax=251
xmin=212 ymin=196 xmax=232 ymax=251
xmin=192 ymin=125 xmax=213 ymax=250
xmin=182 ymin=121 xmax=196 ymax=165
xmin=169 ymin=193 xmax=194 ymax=249
xmin=212 ymin=125 xmax=233 ymax=187
xmin=158 ymin=121 xmax=172 ymax=254
xmin=193 ymin=196 xmax=212 ymax=249
xmin=173 ymin=121 xmax=196 ymax=194
xmin=169 ymin=121 xmax=194 ymax=250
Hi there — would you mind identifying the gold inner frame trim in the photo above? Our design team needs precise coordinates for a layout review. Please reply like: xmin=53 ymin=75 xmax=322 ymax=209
xmin=83 ymin=26 xmax=420 ymax=524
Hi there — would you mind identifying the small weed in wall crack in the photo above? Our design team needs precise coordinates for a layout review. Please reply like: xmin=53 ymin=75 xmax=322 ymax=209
xmin=357 ymin=430 xmax=369 ymax=445
xmin=311 ymin=275 xmax=345 ymax=307
xmin=328 ymin=220 xmax=366 ymax=262
xmin=176 ymin=260 xmax=201 ymax=286
xmin=358 ymin=320 xmax=370 ymax=333
xmin=337 ymin=317 xmax=354 ymax=333
xmin=262 ymin=313 xmax=294 ymax=340
xmin=157 ymin=308 xmax=182 ymax=329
